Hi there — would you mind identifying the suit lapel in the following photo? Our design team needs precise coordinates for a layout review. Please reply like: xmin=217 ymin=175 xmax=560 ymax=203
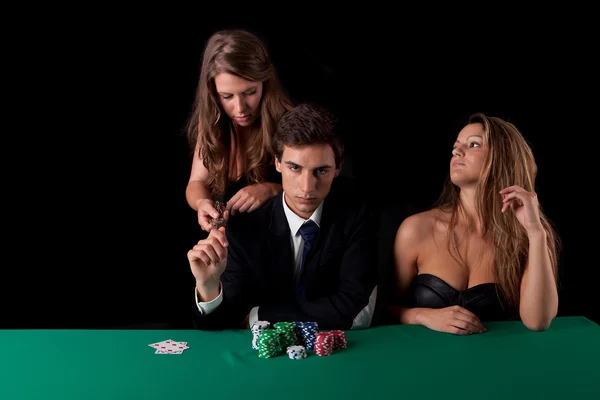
xmin=267 ymin=192 xmax=295 ymax=296
xmin=302 ymin=197 xmax=336 ymax=290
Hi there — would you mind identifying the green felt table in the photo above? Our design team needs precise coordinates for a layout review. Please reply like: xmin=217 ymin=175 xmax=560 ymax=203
xmin=2 ymin=316 xmax=599 ymax=399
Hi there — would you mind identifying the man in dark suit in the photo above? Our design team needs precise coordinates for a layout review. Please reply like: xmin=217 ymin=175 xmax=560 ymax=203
xmin=188 ymin=103 xmax=379 ymax=330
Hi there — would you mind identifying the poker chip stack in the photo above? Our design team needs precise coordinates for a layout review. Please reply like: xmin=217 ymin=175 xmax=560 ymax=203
xmin=295 ymin=321 xmax=319 ymax=351
xmin=273 ymin=322 xmax=297 ymax=348
xmin=291 ymin=322 xmax=305 ymax=346
xmin=251 ymin=321 xmax=271 ymax=350
xmin=314 ymin=332 xmax=334 ymax=356
xmin=257 ymin=330 xmax=283 ymax=359
xmin=330 ymin=330 xmax=348 ymax=350
xmin=250 ymin=320 xmax=346 ymax=359
xmin=286 ymin=345 xmax=307 ymax=360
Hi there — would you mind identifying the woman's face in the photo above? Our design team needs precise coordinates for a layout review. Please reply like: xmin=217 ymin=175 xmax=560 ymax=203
xmin=214 ymin=73 xmax=263 ymax=127
xmin=450 ymin=122 xmax=489 ymax=187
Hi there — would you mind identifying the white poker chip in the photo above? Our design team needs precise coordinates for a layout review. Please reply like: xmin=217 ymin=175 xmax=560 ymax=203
xmin=251 ymin=321 xmax=271 ymax=331
xmin=286 ymin=345 xmax=307 ymax=359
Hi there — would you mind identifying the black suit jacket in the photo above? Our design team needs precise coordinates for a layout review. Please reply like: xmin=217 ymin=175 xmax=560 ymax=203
xmin=192 ymin=177 xmax=379 ymax=330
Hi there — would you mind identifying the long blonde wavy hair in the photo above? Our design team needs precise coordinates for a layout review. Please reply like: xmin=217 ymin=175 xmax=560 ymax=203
xmin=434 ymin=113 xmax=560 ymax=311
xmin=185 ymin=29 xmax=292 ymax=196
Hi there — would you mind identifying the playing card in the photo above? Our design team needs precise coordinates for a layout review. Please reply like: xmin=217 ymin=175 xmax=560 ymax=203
xmin=148 ymin=339 xmax=189 ymax=354
xmin=155 ymin=348 xmax=184 ymax=354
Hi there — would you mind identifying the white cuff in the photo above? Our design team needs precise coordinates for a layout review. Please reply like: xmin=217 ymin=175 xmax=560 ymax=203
xmin=195 ymin=284 xmax=223 ymax=315
xmin=351 ymin=286 xmax=378 ymax=330
xmin=249 ymin=306 xmax=260 ymax=328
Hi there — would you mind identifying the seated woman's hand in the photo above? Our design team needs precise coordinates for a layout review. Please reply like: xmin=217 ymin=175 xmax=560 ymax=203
xmin=416 ymin=306 xmax=487 ymax=335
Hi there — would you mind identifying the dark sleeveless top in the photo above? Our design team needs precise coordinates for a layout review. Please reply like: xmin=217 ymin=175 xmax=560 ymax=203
xmin=403 ymin=274 xmax=517 ymax=322
xmin=217 ymin=160 xmax=282 ymax=204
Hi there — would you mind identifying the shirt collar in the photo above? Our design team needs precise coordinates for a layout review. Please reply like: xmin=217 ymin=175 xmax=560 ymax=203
xmin=281 ymin=191 xmax=323 ymax=237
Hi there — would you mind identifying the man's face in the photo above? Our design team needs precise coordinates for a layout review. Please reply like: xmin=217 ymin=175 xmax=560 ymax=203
xmin=275 ymin=144 xmax=340 ymax=219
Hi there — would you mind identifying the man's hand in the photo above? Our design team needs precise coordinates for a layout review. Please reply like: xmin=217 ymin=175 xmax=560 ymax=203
xmin=187 ymin=227 xmax=228 ymax=301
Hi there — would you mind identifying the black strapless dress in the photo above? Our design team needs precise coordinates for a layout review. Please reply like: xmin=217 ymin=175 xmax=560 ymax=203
xmin=403 ymin=274 xmax=518 ymax=322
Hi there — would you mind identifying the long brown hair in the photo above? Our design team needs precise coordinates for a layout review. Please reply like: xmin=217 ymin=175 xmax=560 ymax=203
xmin=185 ymin=29 xmax=292 ymax=196
xmin=434 ymin=113 xmax=560 ymax=311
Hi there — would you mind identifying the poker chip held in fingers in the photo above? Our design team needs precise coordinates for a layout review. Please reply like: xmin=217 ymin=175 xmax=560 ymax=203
xmin=211 ymin=201 xmax=226 ymax=229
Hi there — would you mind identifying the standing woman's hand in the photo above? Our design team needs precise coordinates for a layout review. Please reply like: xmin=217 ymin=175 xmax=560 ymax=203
xmin=226 ymin=182 xmax=281 ymax=215
xmin=195 ymin=198 xmax=222 ymax=232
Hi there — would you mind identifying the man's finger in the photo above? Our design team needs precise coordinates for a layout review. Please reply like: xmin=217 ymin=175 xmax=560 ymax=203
xmin=209 ymin=228 xmax=229 ymax=247
xmin=201 ymin=244 xmax=221 ymax=265
xmin=188 ymin=249 xmax=210 ymax=266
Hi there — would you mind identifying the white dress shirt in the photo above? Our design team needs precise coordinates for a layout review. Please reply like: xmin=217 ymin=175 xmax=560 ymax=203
xmin=195 ymin=191 xmax=377 ymax=329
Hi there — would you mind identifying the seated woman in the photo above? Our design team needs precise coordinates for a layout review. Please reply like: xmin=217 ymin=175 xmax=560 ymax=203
xmin=388 ymin=113 xmax=560 ymax=334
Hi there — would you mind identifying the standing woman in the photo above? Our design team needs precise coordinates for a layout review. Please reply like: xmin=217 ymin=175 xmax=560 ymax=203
xmin=185 ymin=29 xmax=293 ymax=231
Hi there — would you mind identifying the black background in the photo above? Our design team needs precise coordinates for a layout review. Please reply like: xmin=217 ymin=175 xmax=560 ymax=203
xmin=4 ymin=10 xmax=597 ymax=328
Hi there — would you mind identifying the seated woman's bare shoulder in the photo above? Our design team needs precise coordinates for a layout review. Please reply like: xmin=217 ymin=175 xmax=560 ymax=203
xmin=395 ymin=209 xmax=437 ymax=246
